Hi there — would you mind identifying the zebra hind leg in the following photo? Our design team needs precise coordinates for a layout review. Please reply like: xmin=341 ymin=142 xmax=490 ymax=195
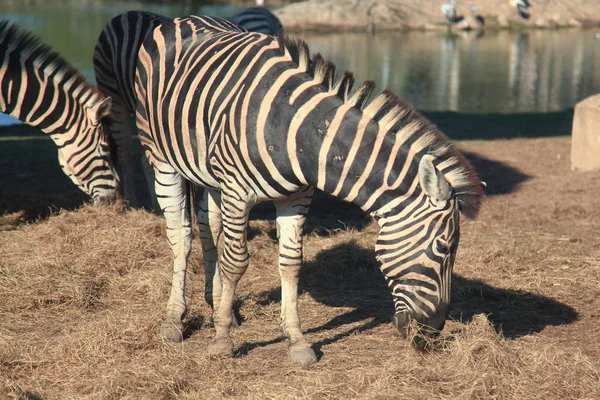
xmin=275 ymin=188 xmax=317 ymax=365
xmin=206 ymin=188 xmax=252 ymax=358
xmin=196 ymin=188 xmax=239 ymax=327
xmin=154 ymin=165 xmax=193 ymax=342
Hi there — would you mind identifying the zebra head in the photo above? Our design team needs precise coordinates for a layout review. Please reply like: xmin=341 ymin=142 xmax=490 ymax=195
xmin=56 ymin=96 xmax=120 ymax=205
xmin=375 ymin=154 xmax=467 ymax=344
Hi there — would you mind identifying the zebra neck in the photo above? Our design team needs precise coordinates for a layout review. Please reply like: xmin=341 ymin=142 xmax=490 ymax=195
xmin=0 ymin=54 xmax=96 ymax=136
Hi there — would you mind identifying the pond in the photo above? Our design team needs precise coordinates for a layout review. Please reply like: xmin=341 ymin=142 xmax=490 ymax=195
xmin=2 ymin=0 xmax=600 ymax=125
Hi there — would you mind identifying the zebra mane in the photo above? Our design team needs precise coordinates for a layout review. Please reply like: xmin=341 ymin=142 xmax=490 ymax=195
xmin=0 ymin=20 xmax=105 ymax=104
xmin=279 ymin=36 xmax=484 ymax=219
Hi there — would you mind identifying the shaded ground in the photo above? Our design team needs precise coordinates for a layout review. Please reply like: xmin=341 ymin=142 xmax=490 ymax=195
xmin=1 ymin=115 xmax=599 ymax=399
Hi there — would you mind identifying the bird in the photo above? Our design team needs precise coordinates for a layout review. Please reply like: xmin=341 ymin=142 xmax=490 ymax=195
xmin=468 ymin=5 xmax=486 ymax=26
xmin=441 ymin=0 xmax=463 ymax=24
xmin=510 ymin=0 xmax=531 ymax=19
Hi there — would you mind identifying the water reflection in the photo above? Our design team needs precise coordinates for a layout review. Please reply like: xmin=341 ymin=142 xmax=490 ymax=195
xmin=1 ymin=1 xmax=600 ymax=118
xmin=302 ymin=29 xmax=600 ymax=113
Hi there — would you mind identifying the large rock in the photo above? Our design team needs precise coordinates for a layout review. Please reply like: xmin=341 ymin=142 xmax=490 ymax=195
xmin=275 ymin=0 xmax=412 ymax=32
xmin=274 ymin=0 xmax=600 ymax=32
xmin=571 ymin=94 xmax=600 ymax=172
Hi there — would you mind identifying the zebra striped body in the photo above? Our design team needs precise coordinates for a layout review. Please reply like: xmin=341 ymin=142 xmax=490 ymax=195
xmin=0 ymin=21 xmax=118 ymax=204
xmin=136 ymin=16 xmax=484 ymax=362
xmin=93 ymin=8 xmax=283 ymax=206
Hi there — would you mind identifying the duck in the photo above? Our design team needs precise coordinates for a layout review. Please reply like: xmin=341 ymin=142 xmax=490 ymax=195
xmin=510 ymin=0 xmax=531 ymax=19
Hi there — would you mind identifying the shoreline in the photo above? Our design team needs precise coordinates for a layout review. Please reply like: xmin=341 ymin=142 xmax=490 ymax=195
xmin=275 ymin=0 xmax=600 ymax=33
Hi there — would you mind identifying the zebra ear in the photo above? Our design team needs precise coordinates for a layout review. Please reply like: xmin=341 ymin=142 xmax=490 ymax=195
xmin=90 ymin=97 xmax=112 ymax=126
xmin=419 ymin=155 xmax=452 ymax=203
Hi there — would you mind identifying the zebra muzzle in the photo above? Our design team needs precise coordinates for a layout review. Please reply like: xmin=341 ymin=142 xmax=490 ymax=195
xmin=93 ymin=191 xmax=119 ymax=206
xmin=393 ymin=311 xmax=443 ymax=349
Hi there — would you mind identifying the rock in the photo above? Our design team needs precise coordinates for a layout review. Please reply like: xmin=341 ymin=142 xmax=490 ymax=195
xmin=550 ymin=14 xmax=569 ymax=28
xmin=568 ymin=18 xmax=583 ymax=28
xmin=571 ymin=94 xmax=600 ymax=172
xmin=274 ymin=0 xmax=600 ymax=32
xmin=424 ymin=22 xmax=449 ymax=31
xmin=535 ymin=18 xmax=551 ymax=29
xmin=498 ymin=15 xmax=511 ymax=28
xmin=275 ymin=0 xmax=410 ymax=32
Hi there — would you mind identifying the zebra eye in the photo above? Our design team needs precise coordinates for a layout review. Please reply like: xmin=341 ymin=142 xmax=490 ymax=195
xmin=429 ymin=197 xmax=447 ymax=209
xmin=435 ymin=238 xmax=449 ymax=254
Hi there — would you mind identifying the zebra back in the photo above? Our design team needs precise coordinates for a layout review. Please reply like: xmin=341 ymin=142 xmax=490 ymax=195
xmin=0 ymin=20 xmax=118 ymax=203
xmin=94 ymin=11 xmax=170 ymax=115
xmin=226 ymin=7 xmax=283 ymax=35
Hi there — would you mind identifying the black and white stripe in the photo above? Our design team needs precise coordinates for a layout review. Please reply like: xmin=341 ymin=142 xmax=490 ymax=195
xmin=0 ymin=20 xmax=118 ymax=204
xmin=93 ymin=8 xmax=283 ymax=206
xmin=135 ymin=16 xmax=484 ymax=363
xmin=226 ymin=7 xmax=283 ymax=35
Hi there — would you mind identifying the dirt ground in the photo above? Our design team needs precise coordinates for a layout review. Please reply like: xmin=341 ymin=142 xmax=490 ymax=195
xmin=1 ymin=123 xmax=599 ymax=398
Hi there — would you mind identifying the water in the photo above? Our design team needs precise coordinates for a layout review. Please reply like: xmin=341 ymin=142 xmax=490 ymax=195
xmin=2 ymin=0 xmax=600 ymax=126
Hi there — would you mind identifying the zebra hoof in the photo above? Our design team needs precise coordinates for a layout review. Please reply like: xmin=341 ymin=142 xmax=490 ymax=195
xmin=207 ymin=338 xmax=234 ymax=358
xmin=288 ymin=343 xmax=318 ymax=365
xmin=160 ymin=321 xmax=184 ymax=343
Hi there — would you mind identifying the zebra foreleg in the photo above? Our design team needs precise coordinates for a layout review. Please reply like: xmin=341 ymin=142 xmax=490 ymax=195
xmin=207 ymin=188 xmax=252 ymax=358
xmin=275 ymin=188 xmax=317 ymax=365
xmin=154 ymin=165 xmax=193 ymax=342
xmin=197 ymin=188 xmax=239 ymax=327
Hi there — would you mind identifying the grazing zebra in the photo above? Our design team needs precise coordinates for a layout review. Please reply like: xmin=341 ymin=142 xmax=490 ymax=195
xmin=93 ymin=8 xmax=283 ymax=206
xmin=0 ymin=20 xmax=118 ymax=204
xmin=135 ymin=16 xmax=484 ymax=364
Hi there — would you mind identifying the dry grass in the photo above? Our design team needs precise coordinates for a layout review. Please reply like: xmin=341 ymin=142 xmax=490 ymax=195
xmin=1 ymin=136 xmax=599 ymax=399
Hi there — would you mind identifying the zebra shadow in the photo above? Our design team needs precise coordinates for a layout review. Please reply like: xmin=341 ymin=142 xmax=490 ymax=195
xmin=462 ymin=151 xmax=530 ymax=196
xmin=248 ymin=189 xmax=373 ymax=240
xmin=0 ymin=125 xmax=88 ymax=225
xmin=235 ymin=241 xmax=577 ymax=357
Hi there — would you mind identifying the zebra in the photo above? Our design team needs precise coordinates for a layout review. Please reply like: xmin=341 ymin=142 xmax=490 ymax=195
xmin=93 ymin=8 xmax=283 ymax=207
xmin=226 ymin=7 xmax=283 ymax=35
xmin=0 ymin=20 xmax=119 ymax=205
xmin=135 ymin=16 xmax=485 ymax=364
